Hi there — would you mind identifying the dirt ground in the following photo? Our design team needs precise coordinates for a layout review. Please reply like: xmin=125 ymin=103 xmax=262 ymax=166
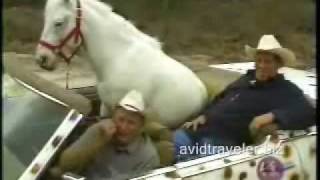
xmin=3 ymin=0 xmax=316 ymax=69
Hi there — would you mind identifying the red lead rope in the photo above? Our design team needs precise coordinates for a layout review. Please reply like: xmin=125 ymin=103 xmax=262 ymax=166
xmin=39 ymin=0 xmax=83 ymax=64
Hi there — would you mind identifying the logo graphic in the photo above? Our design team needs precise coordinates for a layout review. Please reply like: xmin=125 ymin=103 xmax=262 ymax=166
xmin=257 ymin=156 xmax=284 ymax=180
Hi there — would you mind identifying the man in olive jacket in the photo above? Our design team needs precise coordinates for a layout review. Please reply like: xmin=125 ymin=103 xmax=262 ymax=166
xmin=174 ymin=35 xmax=315 ymax=161
xmin=51 ymin=90 xmax=160 ymax=179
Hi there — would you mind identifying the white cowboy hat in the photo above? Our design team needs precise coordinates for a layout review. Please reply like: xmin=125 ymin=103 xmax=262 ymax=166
xmin=245 ymin=34 xmax=296 ymax=67
xmin=119 ymin=90 xmax=145 ymax=114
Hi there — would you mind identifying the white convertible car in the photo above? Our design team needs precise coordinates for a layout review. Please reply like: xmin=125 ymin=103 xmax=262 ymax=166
xmin=3 ymin=53 xmax=316 ymax=180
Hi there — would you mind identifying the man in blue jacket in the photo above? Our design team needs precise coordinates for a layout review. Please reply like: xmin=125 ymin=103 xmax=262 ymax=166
xmin=174 ymin=35 xmax=315 ymax=162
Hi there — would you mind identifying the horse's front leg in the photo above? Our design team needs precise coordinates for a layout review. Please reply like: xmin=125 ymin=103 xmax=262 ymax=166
xmin=97 ymin=83 xmax=114 ymax=118
xmin=97 ymin=82 xmax=127 ymax=118
xmin=99 ymin=102 xmax=111 ymax=117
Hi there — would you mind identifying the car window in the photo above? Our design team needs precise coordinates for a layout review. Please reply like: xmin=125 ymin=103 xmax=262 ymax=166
xmin=3 ymin=75 xmax=70 ymax=180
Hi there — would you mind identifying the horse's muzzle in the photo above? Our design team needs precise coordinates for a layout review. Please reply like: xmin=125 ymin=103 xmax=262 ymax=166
xmin=36 ymin=54 xmax=55 ymax=71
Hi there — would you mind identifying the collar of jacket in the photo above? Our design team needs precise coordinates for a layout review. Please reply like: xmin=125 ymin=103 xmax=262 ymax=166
xmin=245 ymin=70 xmax=285 ymax=88
xmin=112 ymin=135 xmax=146 ymax=154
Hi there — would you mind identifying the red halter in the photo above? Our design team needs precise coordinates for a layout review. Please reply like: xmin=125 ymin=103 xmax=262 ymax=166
xmin=39 ymin=0 xmax=83 ymax=64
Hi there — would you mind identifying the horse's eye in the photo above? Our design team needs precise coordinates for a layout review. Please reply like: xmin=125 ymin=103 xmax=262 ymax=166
xmin=54 ymin=21 xmax=63 ymax=28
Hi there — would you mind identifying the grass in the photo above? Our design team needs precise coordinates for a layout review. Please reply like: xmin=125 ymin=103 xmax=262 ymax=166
xmin=3 ymin=0 xmax=316 ymax=68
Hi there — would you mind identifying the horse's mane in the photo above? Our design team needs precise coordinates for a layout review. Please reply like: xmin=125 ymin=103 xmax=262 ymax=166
xmin=84 ymin=0 xmax=162 ymax=50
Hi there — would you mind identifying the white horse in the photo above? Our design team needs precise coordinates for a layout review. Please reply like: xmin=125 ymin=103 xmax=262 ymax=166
xmin=35 ymin=0 xmax=208 ymax=128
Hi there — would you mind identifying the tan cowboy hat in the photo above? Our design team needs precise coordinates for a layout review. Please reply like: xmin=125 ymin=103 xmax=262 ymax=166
xmin=119 ymin=90 xmax=145 ymax=114
xmin=245 ymin=34 xmax=296 ymax=67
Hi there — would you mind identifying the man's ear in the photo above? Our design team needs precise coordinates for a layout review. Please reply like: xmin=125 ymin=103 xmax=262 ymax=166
xmin=278 ymin=61 xmax=284 ymax=68
xmin=274 ymin=55 xmax=284 ymax=68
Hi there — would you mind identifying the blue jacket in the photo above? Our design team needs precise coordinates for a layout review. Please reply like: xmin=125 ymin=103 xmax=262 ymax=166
xmin=197 ymin=70 xmax=315 ymax=145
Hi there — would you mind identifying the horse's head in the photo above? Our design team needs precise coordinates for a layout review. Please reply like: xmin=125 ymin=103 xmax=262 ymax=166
xmin=35 ymin=0 xmax=83 ymax=71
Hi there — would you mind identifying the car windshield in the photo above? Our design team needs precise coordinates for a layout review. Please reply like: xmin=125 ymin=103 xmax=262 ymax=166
xmin=3 ymin=74 xmax=70 ymax=180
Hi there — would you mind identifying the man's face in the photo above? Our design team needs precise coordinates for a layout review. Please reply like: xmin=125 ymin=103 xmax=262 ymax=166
xmin=255 ymin=51 xmax=281 ymax=82
xmin=112 ymin=107 xmax=144 ymax=145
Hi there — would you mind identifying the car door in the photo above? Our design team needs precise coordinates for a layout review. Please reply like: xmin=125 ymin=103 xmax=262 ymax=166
xmin=3 ymin=74 xmax=85 ymax=180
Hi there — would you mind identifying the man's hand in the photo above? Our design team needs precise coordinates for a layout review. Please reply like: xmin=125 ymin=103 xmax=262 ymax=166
xmin=249 ymin=112 xmax=275 ymax=136
xmin=99 ymin=119 xmax=116 ymax=139
xmin=182 ymin=115 xmax=206 ymax=131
